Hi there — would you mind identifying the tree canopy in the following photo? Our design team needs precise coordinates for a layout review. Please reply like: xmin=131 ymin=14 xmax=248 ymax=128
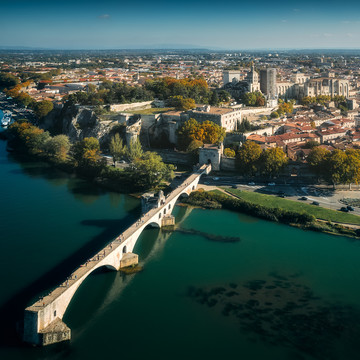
xmin=242 ymin=91 xmax=265 ymax=107
xmin=129 ymin=151 xmax=175 ymax=188
xmin=176 ymin=118 xmax=225 ymax=151
xmin=236 ymin=141 xmax=262 ymax=175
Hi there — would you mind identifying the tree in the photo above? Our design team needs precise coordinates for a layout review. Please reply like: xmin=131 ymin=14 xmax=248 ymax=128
xmin=224 ymin=148 xmax=235 ymax=158
xmin=16 ymin=92 xmax=33 ymax=107
xmin=325 ymin=150 xmax=348 ymax=187
xmin=0 ymin=72 xmax=19 ymax=89
xmin=307 ymin=147 xmax=330 ymax=178
xmin=344 ymin=149 xmax=360 ymax=187
xmin=186 ymin=139 xmax=203 ymax=153
xmin=242 ymin=91 xmax=265 ymax=107
xmin=260 ymin=147 xmax=288 ymax=177
xmin=126 ymin=139 xmax=143 ymax=162
xmin=33 ymin=100 xmax=54 ymax=119
xmin=209 ymin=91 xmax=219 ymax=106
xmin=73 ymin=137 xmax=101 ymax=166
xmin=130 ymin=151 xmax=175 ymax=188
xmin=167 ymin=95 xmax=196 ymax=111
xmin=303 ymin=140 xmax=319 ymax=149
xmin=109 ymin=134 xmax=125 ymax=163
xmin=236 ymin=141 xmax=262 ymax=175
xmin=270 ymin=111 xmax=279 ymax=119
xmin=44 ymin=135 xmax=71 ymax=161
xmin=218 ymin=90 xmax=231 ymax=103
xmin=22 ymin=127 xmax=51 ymax=154
xmin=176 ymin=118 xmax=225 ymax=151
xmin=277 ymin=101 xmax=293 ymax=116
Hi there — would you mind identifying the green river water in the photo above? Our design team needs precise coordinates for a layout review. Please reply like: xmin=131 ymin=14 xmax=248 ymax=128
xmin=1 ymin=138 xmax=360 ymax=360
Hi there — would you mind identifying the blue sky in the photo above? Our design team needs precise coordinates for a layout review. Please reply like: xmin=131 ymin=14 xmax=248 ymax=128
xmin=1 ymin=0 xmax=360 ymax=50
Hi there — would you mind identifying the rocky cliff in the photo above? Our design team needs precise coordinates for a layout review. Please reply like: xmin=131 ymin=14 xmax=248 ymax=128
xmin=42 ymin=104 xmax=113 ymax=146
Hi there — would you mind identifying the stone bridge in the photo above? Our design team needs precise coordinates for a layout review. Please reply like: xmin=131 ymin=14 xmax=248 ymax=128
xmin=23 ymin=164 xmax=211 ymax=346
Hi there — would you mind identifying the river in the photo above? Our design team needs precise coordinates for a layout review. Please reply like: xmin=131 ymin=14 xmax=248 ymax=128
xmin=1 ymin=137 xmax=360 ymax=360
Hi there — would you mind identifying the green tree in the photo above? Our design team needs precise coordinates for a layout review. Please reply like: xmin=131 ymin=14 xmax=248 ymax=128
xmin=0 ymin=72 xmax=19 ymax=89
xmin=73 ymin=137 xmax=101 ymax=166
xmin=325 ymin=149 xmax=348 ymax=187
xmin=260 ymin=147 xmax=288 ymax=177
xmin=167 ymin=95 xmax=196 ymax=110
xmin=33 ymin=100 xmax=54 ymax=119
xmin=186 ymin=139 xmax=203 ymax=153
xmin=344 ymin=149 xmax=360 ymax=187
xmin=23 ymin=127 xmax=51 ymax=154
xmin=307 ymin=147 xmax=330 ymax=178
xmin=109 ymin=133 xmax=125 ymax=163
xmin=126 ymin=139 xmax=143 ymax=162
xmin=236 ymin=141 xmax=262 ymax=175
xmin=130 ymin=151 xmax=175 ymax=188
xmin=224 ymin=148 xmax=236 ymax=158
xmin=209 ymin=91 xmax=219 ymax=106
xmin=44 ymin=135 xmax=71 ymax=161
xmin=242 ymin=91 xmax=265 ymax=107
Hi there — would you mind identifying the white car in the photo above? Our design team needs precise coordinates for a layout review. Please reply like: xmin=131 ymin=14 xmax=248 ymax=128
xmin=248 ymin=182 xmax=255 ymax=186
xmin=268 ymin=182 xmax=276 ymax=186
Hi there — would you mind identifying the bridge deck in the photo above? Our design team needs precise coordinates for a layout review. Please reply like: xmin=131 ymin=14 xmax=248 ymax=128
xmin=26 ymin=165 xmax=209 ymax=313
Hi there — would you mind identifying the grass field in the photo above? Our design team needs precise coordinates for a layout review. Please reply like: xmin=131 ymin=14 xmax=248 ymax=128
xmin=224 ymin=188 xmax=360 ymax=225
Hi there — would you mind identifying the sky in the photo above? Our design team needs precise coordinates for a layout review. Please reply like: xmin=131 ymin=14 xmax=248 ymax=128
xmin=1 ymin=0 xmax=360 ymax=50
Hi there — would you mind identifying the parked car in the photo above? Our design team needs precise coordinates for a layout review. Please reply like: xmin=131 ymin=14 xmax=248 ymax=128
xmin=312 ymin=201 xmax=320 ymax=206
xmin=268 ymin=182 xmax=276 ymax=186
xmin=299 ymin=196 xmax=308 ymax=201
xmin=347 ymin=205 xmax=355 ymax=211
xmin=212 ymin=177 xmax=220 ymax=181
xmin=248 ymin=182 xmax=255 ymax=186
xmin=340 ymin=207 xmax=349 ymax=212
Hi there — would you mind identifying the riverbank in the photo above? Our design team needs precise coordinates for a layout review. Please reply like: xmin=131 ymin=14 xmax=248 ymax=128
xmin=181 ymin=189 xmax=360 ymax=239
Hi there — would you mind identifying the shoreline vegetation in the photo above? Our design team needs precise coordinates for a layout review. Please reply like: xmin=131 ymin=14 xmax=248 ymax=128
xmin=181 ymin=190 xmax=360 ymax=239
xmin=1 ymin=121 xmax=174 ymax=194
xmin=2 ymin=124 xmax=360 ymax=239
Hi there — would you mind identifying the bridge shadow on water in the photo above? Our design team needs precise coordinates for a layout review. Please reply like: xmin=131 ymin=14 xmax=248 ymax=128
xmin=0 ymin=208 xmax=140 ymax=349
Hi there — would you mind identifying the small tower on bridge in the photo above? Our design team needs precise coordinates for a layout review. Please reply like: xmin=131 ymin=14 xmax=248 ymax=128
xmin=199 ymin=143 xmax=223 ymax=171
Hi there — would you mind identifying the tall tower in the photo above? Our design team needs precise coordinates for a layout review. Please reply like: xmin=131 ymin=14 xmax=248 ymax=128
xmin=260 ymin=68 xmax=277 ymax=98
xmin=247 ymin=64 xmax=260 ymax=92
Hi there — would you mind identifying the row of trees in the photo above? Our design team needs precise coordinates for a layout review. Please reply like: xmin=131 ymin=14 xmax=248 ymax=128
xmin=8 ymin=121 xmax=174 ymax=190
xmin=144 ymin=77 xmax=211 ymax=103
xmin=66 ymin=77 xmax=229 ymax=108
xmin=301 ymin=95 xmax=346 ymax=106
xmin=66 ymin=80 xmax=153 ymax=106
xmin=176 ymin=118 xmax=226 ymax=151
xmin=307 ymin=147 xmax=360 ymax=186
xmin=236 ymin=141 xmax=288 ymax=177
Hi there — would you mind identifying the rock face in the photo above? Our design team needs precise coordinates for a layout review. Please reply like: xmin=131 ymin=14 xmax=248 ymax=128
xmin=42 ymin=104 xmax=113 ymax=146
